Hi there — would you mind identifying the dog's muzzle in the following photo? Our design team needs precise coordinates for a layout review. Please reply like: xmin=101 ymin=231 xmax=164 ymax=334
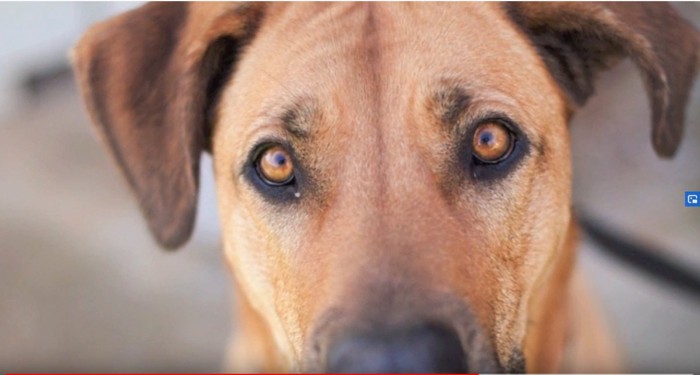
xmin=325 ymin=321 xmax=467 ymax=373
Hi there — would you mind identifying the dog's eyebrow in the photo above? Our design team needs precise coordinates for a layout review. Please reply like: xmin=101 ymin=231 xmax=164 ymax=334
xmin=279 ymin=101 xmax=315 ymax=139
xmin=431 ymin=85 xmax=473 ymax=127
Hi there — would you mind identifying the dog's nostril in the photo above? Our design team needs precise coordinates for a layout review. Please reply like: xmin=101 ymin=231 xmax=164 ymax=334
xmin=326 ymin=322 xmax=467 ymax=373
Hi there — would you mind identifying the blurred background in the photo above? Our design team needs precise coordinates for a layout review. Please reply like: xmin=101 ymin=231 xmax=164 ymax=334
xmin=0 ymin=2 xmax=698 ymax=372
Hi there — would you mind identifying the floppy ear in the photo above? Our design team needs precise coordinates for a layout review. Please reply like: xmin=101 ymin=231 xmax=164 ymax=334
xmin=505 ymin=2 xmax=700 ymax=158
xmin=72 ymin=3 xmax=264 ymax=249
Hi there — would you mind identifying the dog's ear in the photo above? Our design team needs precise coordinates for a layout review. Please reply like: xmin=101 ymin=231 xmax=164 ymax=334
xmin=72 ymin=3 xmax=264 ymax=249
xmin=505 ymin=2 xmax=700 ymax=158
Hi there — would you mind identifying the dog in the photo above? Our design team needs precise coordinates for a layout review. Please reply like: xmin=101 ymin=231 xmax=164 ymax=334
xmin=71 ymin=2 xmax=700 ymax=372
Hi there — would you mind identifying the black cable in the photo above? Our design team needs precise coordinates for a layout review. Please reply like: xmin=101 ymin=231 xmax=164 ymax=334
xmin=577 ymin=212 xmax=700 ymax=299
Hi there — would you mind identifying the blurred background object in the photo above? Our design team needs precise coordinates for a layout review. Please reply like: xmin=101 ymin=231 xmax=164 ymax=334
xmin=0 ymin=2 xmax=698 ymax=372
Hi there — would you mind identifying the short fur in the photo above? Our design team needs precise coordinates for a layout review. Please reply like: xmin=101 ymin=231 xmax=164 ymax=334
xmin=72 ymin=2 xmax=700 ymax=372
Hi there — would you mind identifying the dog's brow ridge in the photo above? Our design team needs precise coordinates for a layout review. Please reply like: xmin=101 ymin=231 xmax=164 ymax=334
xmin=280 ymin=101 xmax=316 ymax=139
xmin=433 ymin=85 xmax=473 ymax=129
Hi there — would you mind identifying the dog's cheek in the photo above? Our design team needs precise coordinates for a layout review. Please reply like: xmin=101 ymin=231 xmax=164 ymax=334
xmin=517 ymin=119 xmax=574 ymax=371
xmin=448 ymin=174 xmax=529 ymax=368
xmin=208 ymin=138 xmax=300 ymax=365
xmin=220 ymin=190 xmax=314 ymax=366
xmin=454 ymin=122 xmax=572 ymax=369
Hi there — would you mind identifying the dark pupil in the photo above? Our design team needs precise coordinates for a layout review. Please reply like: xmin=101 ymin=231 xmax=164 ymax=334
xmin=272 ymin=152 xmax=287 ymax=167
xmin=480 ymin=131 xmax=494 ymax=146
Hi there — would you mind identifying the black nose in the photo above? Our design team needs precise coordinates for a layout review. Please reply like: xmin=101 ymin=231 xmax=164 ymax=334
xmin=326 ymin=322 xmax=467 ymax=373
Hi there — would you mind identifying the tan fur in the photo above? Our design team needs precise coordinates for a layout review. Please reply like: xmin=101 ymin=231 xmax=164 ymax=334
xmin=72 ymin=2 xmax=700 ymax=372
xmin=213 ymin=4 xmax=573 ymax=370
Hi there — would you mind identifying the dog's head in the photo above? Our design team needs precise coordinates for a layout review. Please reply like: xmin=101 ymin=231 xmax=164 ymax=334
xmin=72 ymin=2 xmax=700 ymax=372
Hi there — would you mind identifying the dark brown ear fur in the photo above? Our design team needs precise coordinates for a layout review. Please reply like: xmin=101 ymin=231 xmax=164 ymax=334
xmin=505 ymin=2 xmax=700 ymax=157
xmin=72 ymin=3 xmax=264 ymax=249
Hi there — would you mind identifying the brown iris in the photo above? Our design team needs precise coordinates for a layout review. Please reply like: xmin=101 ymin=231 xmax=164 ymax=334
xmin=257 ymin=145 xmax=295 ymax=185
xmin=472 ymin=121 xmax=513 ymax=163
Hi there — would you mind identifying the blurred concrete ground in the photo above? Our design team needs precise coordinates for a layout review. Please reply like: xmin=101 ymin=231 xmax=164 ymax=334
xmin=0 ymin=80 xmax=230 ymax=371
xmin=0 ymin=2 xmax=699 ymax=373
xmin=570 ymin=3 xmax=700 ymax=369
xmin=571 ymin=57 xmax=700 ymax=371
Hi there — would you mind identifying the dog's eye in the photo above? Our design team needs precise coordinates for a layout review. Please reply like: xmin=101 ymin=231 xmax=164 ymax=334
xmin=472 ymin=121 xmax=514 ymax=163
xmin=256 ymin=145 xmax=295 ymax=185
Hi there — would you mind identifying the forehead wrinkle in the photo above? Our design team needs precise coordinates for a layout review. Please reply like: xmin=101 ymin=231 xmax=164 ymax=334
xmin=429 ymin=83 xmax=544 ymax=151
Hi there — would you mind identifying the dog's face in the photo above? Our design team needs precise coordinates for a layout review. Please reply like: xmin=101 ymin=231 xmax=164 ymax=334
xmin=214 ymin=3 xmax=570 ymax=371
xmin=73 ymin=2 xmax=699 ymax=372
